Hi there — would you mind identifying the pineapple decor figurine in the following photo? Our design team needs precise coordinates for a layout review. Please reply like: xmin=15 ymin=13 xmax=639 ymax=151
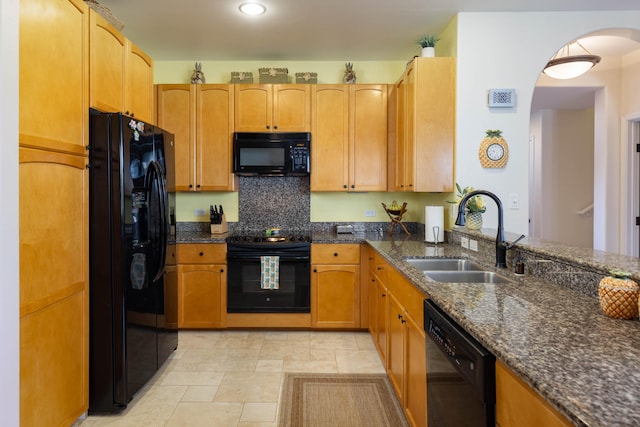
xmin=598 ymin=270 xmax=639 ymax=319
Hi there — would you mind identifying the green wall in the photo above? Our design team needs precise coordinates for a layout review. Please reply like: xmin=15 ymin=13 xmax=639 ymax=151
xmin=154 ymin=60 xmax=407 ymax=85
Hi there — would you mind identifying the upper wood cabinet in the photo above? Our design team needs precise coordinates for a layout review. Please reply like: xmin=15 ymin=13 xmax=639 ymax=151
xmin=156 ymin=84 xmax=236 ymax=192
xmin=388 ymin=57 xmax=455 ymax=192
xmin=125 ymin=40 xmax=154 ymax=123
xmin=311 ymin=84 xmax=387 ymax=192
xmin=89 ymin=9 xmax=125 ymax=114
xmin=234 ymin=84 xmax=310 ymax=132
xmin=20 ymin=0 xmax=89 ymax=156
xmin=89 ymin=9 xmax=154 ymax=123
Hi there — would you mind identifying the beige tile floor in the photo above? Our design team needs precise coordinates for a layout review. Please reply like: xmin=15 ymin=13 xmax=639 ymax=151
xmin=78 ymin=330 xmax=386 ymax=426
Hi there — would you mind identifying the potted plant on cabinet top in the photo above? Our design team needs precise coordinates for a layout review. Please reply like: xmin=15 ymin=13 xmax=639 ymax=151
xmin=418 ymin=34 xmax=440 ymax=57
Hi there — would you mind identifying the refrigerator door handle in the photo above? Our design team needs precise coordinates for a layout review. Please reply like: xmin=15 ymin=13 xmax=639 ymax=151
xmin=146 ymin=160 xmax=167 ymax=283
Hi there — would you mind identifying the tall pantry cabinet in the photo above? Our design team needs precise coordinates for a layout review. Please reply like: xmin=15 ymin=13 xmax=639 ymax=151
xmin=388 ymin=57 xmax=455 ymax=192
xmin=19 ymin=0 xmax=89 ymax=426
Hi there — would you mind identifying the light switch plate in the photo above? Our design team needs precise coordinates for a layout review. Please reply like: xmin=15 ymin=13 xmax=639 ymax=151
xmin=461 ymin=237 xmax=469 ymax=249
xmin=469 ymin=239 xmax=478 ymax=251
xmin=509 ymin=193 xmax=520 ymax=210
xmin=194 ymin=209 xmax=206 ymax=216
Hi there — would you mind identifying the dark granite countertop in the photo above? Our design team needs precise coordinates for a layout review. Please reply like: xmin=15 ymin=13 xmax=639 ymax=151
xmin=173 ymin=226 xmax=640 ymax=426
xmin=175 ymin=230 xmax=229 ymax=243
xmin=366 ymin=236 xmax=640 ymax=427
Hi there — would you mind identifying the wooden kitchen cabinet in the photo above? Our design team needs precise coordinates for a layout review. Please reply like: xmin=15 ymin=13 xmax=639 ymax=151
xmin=368 ymin=247 xmax=389 ymax=360
xmin=388 ymin=57 xmax=455 ymax=192
xmin=156 ymin=84 xmax=236 ymax=192
xmin=367 ymin=245 xmax=427 ymax=427
xmin=19 ymin=1 xmax=90 ymax=424
xmin=496 ymin=360 xmax=572 ymax=427
xmin=125 ymin=40 xmax=154 ymax=123
xmin=311 ymin=84 xmax=387 ymax=192
xmin=19 ymin=147 xmax=89 ymax=427
xmin=89 ymin=9 xmax=154 ymax=122
xmin=387 ymin=292 xmax=406 ymax=401
xmin=20 ymin=0 xmax=88 ymax=157
xmin=311 ymin=244 xmax=361 ymax=329
xmin=89 ymin=9 xmax=125 ymax=114
xmin=234 ymin=84 xmax=310 ymax=132
xmin=177 ymin=243 xmax=227 ymax=328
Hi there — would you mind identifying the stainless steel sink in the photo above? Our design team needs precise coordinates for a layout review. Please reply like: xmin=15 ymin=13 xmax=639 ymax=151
xmin=406 ymin=258 xmax=484 ymax=271
xmin=422 ymin=270 xmax=514 ymax=284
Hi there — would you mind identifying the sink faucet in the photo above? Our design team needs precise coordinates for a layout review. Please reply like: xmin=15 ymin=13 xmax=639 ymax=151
xmin=455 ymin=190 xmax=525 ymax=268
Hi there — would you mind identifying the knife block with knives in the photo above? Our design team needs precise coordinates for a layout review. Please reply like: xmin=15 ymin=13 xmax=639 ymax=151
xmin=210 ymin=204 xmax=228 ymax=234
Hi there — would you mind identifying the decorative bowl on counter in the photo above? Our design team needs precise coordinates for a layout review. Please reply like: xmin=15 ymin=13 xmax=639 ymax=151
xmin=598 ymin=270 xmax=639 ymax=319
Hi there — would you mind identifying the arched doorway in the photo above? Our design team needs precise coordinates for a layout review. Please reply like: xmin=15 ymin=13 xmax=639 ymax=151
xmin=530 ymin=29 xmax=640 ymax=255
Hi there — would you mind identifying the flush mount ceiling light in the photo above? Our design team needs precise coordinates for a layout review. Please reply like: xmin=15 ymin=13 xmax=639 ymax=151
xmin=239 ymin=2 xmax=266 ymax=15
xmin=543 ymin=40 xmax=601 ymax=80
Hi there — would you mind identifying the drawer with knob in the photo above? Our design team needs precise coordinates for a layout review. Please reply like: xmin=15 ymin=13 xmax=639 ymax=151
xmin=311 ymin=243 xmax=360 ymax=264
xmin=177 ymin=243 xmax=227 ymax=264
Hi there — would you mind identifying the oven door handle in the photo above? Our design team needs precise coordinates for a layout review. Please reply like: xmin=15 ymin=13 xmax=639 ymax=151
xmin=227 ymin=254 xmax=310 ymax=261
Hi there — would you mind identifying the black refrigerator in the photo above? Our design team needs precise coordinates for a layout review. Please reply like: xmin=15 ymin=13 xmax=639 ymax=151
xmin=88 ymin=110 xmax=178 ymax=413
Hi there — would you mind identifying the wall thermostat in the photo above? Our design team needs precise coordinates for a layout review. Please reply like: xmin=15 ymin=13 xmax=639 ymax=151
xmin=488 ymin=89 xmax=516 ymax=108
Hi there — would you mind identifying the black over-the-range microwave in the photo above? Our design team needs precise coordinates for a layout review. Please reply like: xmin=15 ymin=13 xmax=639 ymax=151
xmin=233 ymin=132 xmax=311 ymax=176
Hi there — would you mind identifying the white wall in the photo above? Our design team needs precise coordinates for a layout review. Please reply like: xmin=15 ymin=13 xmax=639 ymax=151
xmin=1 ymin=0 xmax=21 ymax=424
xmin=539 ymin=109 xmax=595 ymax=248
xmin=455 ymin=11 xmax=640 ymax=242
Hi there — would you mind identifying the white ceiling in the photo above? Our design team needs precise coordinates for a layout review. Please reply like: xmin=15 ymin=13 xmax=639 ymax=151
xmin=95 ymin=0 xmax=640 ymax=112
xmin=96 ymin=0 xmax=640 ymax=61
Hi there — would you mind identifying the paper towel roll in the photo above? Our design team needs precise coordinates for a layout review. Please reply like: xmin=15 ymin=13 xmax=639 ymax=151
xmin=425 ymin=206 xmax=444 ymax=242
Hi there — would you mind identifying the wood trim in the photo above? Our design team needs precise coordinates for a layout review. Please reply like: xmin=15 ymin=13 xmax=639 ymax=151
xmin=226 ymin=313 xmax=311 ymax=328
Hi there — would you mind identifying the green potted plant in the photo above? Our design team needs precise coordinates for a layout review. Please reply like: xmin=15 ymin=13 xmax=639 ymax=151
xmin=447 ymin=183 xmax=486 ymax=230
xmin=417 ymin=34 xmax=440 ymax=57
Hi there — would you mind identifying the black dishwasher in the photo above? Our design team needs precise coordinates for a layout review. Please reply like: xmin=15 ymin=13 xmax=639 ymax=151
xmin=424 ymin=299 xmax=495 ymax=426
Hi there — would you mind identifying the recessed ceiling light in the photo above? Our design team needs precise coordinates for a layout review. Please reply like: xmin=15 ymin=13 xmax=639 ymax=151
xmin=239 ymin=2 xmax=266 ymax=16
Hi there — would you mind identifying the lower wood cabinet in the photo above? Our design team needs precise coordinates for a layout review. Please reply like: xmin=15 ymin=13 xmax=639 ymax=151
xmin=176 ymin=243 xmax=227 ymax=328
xmin=311 ymin=243 xmax=361 ymax=329
xmin=368 ymin=247 xmax=389 ymax=360
xmin=496 ymin=360 xmax=572 ymax=427
xmin=19 ymin=147 xmax=89 ymax=427
xmin=367 ymin=244 xmax=426 ymax=427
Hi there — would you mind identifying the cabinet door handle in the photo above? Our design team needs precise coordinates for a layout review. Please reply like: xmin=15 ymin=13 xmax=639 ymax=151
xmin=333 ymin=252 xmax=338 ymax=257
xmin=313 ymin=268 xmax=317 ymax=273
xmin=266 ymin=125 xmax=270 ymax=130
xmin=398 ymin=313 xmax=403 ymax=320
xmin=197 ymin=184 xmax=201 ymax=188
xmin=351 ymin=184 xmax=355 ymax=189
xmin=220 ymin=268 xmax=224 ymax=273
xmin=381 ymin=293 xmax=386 ymax=298
xmin=343 ymin=184 xmax=347 ymax=189
xmin=401 ymin=318 xmax=406 ymax=324
xmin=274 ymin=125 xmax=278 ymax=130
xmin=199 ymin=252 xmax=204 ymax=256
